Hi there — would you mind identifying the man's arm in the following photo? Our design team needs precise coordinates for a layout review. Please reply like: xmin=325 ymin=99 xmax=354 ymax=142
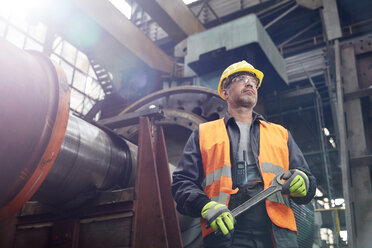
xmin=171 ymin=128 xmax=211 ymax=218
xmin=287 ymin=131 xmax=317 ymax=205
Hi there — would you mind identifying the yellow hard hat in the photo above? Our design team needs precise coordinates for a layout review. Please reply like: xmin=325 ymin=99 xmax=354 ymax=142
xmin=217 ymin=60 xmax=264 ymax=99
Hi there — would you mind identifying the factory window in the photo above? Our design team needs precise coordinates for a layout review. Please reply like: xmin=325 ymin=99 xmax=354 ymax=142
xmin=51 ymin=37 xmax=106 ymax=117
xmin=0 ymin=4 xmax=46 ymax=51
xmin=58 ymin=60 xmax=75 ymax=84
xmin=5 ymin=27 xmax=25 ymax=48
xmin=109 ymin=0 xmax=132 ymax=19
xmin=9 ymin=11 xmax=29 ymax=32
xmin=73 ymin=70 xmax=87 ymax=93
xmin=60 ymin=41 xmax=77 ymax=65
xmin=86 ymin=77 xmax=105 ymax=100
xmin=28 ymin=22 xmax=47 ymax=44
xmin=183 ymin=0 xmax=198 ymax=4
xmin=70 ymin=90 xmax=85 ymax=114
xmin=82 ymin=98 xmax=95 ymax=115
xmin=0 ymin=3 xmax=106 ymax=119
xmin=24 ymin=37 xmax=43 ymax=51
xmin=76 ymin=52 xmax=90 ymax=74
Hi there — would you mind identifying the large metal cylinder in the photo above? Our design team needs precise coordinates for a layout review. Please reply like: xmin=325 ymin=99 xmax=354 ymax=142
xmin=0 ymin=39 xmax=134 ymax=219
xmin=34 ymin=114 xmax=134 ymax=208
xmin=0 ymin=38 xmax=70 ymax=219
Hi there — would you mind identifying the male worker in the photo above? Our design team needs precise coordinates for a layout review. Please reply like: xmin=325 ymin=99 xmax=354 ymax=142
xmin=172 ymin=61 xmax=316 ymax=248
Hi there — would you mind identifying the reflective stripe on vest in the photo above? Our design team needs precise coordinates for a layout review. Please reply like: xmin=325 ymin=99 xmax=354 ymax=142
xmin=260 ymin=162 xmax=291 ymax=207
xmin=199 ymin=118 xmax=297 ymax=238
xmin=203 ymin=164 xmax=232 ymax=188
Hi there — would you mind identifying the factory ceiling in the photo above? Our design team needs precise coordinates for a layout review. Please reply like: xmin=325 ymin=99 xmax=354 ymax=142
xmin=138 ymin=0 xmax=372 ymax=57
xmin=35 ymin=0 xmax=372 ymax=82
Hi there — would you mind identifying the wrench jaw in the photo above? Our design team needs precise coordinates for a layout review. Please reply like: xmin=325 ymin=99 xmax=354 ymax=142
xmin=274 ymin=172 xmax=286 ymax=187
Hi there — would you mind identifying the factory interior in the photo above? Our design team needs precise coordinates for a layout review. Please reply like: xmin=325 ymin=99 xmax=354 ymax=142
xmin=0 ymin=0 xmax=372 ymax=247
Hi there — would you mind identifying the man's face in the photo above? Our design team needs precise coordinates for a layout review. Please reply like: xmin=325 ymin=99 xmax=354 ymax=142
xmin=221 ymin=73 xmax=258 ymax=108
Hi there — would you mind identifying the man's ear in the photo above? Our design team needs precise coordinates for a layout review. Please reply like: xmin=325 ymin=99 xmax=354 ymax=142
xmin=221 ymin=88 xmax=229 ymax=100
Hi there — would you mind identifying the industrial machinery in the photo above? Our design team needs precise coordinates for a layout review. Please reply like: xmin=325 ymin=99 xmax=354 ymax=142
xmin=0 ymin=38 xmax=222 ymax=248
xmin=0 ymin=32 xmax=315 ymax=247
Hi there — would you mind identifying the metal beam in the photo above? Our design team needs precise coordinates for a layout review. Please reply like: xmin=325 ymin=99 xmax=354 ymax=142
xmin=264 ymin=4 xmax=299 ymax=29
xmin=278 ymin=20 xmax=320 ymax=48
xmin=135 ymin=0 xmax=205 ymax=43
xmin=73 ymin=0 xmax=174 ymax=74
xmin=98 ymin=107 xmax=165 ymax=129
xmin=350 ymin=154 xmax=372 ymax=167
xmin=344 ymin=87 xmax=372 ymax=101
xmin=281 ymin=86 xmax=315 ymax=98
xmin=320 ymin=0 xmax=342 ymax=40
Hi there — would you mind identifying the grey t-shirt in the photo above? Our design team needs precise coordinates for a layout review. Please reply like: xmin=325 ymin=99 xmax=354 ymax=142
xmin=236 ymin=121 xmax=262 ymax=185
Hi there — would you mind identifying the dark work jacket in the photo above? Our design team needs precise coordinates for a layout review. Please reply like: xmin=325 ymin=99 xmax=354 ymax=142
xmin=171 ymin=111 xmax=317 ymax=246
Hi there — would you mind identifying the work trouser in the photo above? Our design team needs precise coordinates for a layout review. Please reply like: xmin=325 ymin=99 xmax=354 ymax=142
xmin=203 ymin=229 xmax=274 ymax=248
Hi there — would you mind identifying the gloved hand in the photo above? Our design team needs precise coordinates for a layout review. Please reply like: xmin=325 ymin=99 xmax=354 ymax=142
xmin=282 ymin=169 xmax=309 ymax=197
xmin=201 ymin=201 xmax=234 ymax=236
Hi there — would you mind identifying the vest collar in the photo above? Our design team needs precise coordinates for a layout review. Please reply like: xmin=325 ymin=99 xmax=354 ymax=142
xmin=223 ymin=111 xmax=267 ymax=126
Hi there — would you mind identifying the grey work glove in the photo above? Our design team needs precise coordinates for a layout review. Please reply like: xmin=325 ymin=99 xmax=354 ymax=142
xmin=201 ymin=201 xmax=234 ymax=237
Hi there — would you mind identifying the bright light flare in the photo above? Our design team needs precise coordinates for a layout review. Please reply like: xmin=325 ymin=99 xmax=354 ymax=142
xmin=183 ymin=0 xmax=199 ymax=5
xmin=315 ymin=188 xmax=323 ymax=197
xmin=323 ymin=127 xmax=330 ymax=136
xmin=109 ymin=0 xmax=132 ymax=19
xmin=0 ymin=0 xmax=47 ymax=16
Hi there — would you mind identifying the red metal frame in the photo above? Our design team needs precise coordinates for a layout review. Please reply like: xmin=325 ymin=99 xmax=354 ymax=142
xmin=131 ymin=117 xmax=183 ymax=248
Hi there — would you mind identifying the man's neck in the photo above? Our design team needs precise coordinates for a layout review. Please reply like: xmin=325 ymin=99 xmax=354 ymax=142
xmin=228 ymin=106 xmax=253 ymax=125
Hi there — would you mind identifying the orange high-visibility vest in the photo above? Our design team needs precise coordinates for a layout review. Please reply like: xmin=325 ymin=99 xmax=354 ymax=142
xmin=199 ymin=118 xmax=297 ymax=238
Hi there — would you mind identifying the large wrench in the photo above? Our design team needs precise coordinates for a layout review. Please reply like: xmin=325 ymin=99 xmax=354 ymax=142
xmin=231 ymin=173 xmax=285 ymax=218
xmin=213 ymin=173 xmax=286 ymax=238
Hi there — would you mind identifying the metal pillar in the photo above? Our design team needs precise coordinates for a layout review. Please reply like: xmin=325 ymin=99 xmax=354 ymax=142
xmin=334 ymin=39 xmax=355 ymax=247
xmin=340 ymin=44 xmax=372 ymax=248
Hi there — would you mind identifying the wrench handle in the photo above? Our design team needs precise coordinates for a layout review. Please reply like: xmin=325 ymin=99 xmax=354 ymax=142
xmin=231 ymin=185 xmax=280 ymax=218
xmin=231 ymin=173 xmax=285 ymax=218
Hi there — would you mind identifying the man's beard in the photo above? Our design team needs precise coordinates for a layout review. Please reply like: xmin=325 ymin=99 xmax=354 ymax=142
xmin=236 ymin=95 xmax=257 ymax=108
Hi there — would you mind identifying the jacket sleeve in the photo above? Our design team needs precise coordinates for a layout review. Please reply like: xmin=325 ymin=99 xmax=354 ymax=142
xmin=287 ymin=131 xmax=317 ymax=205
xmin=171 ymin=127 xmax=211 ymax=218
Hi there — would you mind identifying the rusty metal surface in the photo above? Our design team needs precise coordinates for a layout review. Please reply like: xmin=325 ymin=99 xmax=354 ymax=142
xmin=131 ymin=117 xmax=169 ymax=248
xmin=0 ymin=215 xmax=17 ymax=248
xmin=116 ymin=86 xmax=219 ymax=247
xmin=154 ymin=126 xmax=183 ymax=248
xmin=50 ymin=219 xmax=80 ymax=248
xmin=0 ymin=39 xmax=70 ymax=220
